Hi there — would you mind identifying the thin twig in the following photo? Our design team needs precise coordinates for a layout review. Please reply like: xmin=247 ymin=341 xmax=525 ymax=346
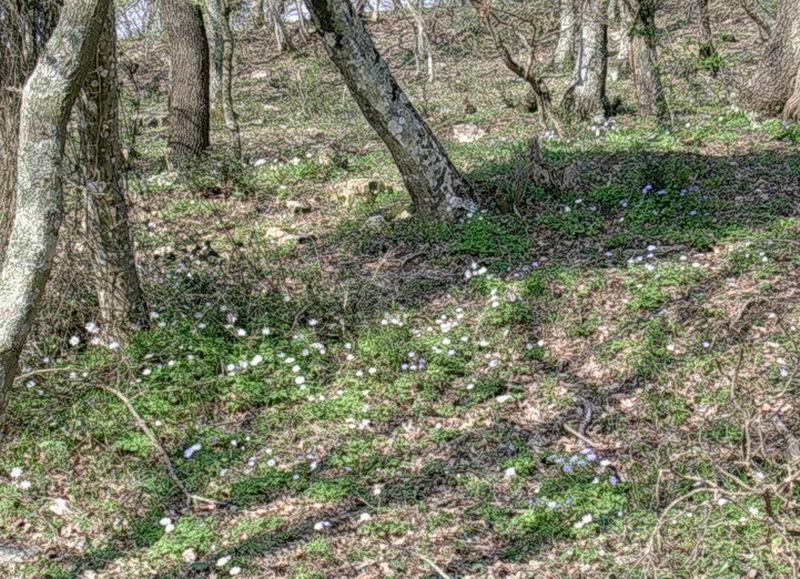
xmin=97 ymin=383 xmax=217 ymax=507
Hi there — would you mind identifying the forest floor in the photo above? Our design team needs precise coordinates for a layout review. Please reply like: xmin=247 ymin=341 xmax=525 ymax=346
xmin=2 ymin=4 xmax=800 ymax=578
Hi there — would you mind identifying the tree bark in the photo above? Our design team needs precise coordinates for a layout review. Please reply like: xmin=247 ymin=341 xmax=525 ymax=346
xmin=744 ymin=0 xmax=800 ymax=119
xmin=305 ymin=0 xmax=475 ymax=219
xmin=79 ymin=3 xmax=148 ymax=340
xmin=554 ymin=0 xmax=577 ymax=68
xmin=206 ymin=0 xmax=242 ymax=156
xmin=696 ymin=0 xmax=717 ymax=73
xmin=740 ymin=0 xmax=773 ymax=41
xmin=0 ymin=0 xmax=60 ymax=269
xmin=626 ymin=0 xmax=667 ymax=121
xmin=161 ymin=0 xmax=210 ymax=165
xmin=563 ymin=0 xmax=609 ymax=120
xmin=0 ymin=0 xmax=110 ymax=420
xmin=205 ymin=8 xmax=224 ymax=108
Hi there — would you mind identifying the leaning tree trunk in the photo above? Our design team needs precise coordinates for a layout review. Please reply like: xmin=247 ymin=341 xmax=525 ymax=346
xmin=563 ymin=0 xmax=609 ymax=120
xmin=627 ymin=0 xmax=667 ymax=121
xmin=0 ymin=0 xmax=110 ymax=420
xmin=744 ymin=0 xmax=800 ymax=119
xmin=79 ymin=2 xmax=148 ymax=340
xmin=206 ymin=0 xmax=242 ymax=156
xmin=161 ymin=0 xmax=210 ymax=165
xmin=696 ymin=0 xmax=718 ymax=75
xmin=553 ymin=0 xmax=577 ymax=68
xmin=305 ymin=0 xmax=474 ymax=219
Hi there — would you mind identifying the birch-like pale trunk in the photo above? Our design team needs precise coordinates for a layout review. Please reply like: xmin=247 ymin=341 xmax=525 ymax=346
xmin=0 ymin=0 xmax=110 ymax=420
xmin=305 ymin=0 xmax=475 ymax=219
xmin=563 ymin=0 xmax=609 ymax=120
xmin=554 ymin=0 xmax=577 ymax=68
xmin=79 ymin=3 xmax=148 ymax=340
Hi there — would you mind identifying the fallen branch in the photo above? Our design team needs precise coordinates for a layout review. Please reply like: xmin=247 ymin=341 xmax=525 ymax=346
xmin=97 ymin=383 xmax=218 ymax=507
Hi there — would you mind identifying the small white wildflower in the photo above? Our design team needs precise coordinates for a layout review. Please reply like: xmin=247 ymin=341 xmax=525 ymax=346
xmin=314 ymin=520 xmax=331 ymax=531
xmin=10 ymin=467 xmax=22 ymax=479
xmin=69 ymin=336 xmax=81 ymax=346
xmin=251 ymin=354 xmax=263 ymax=367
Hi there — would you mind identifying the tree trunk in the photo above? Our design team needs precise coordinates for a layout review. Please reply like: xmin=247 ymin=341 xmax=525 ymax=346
xmin=563 ymin=0 xmax=609 ymax=120
xmin=206 ymin=0 xmax=242 ymax=156
xmin=205 ymin=9 xmax=224 ymax=108
xmin=0 ymin=0 xmax=60 ymax=269
xmin=627 ymin=0 xmax=667 ymax=121
xmin=740 ymin=0 xmax=773 ymax=41
xmin=79 ymin=3 xmax=148 ymax=340
xmin=615 ymin=0 xmax=631 ymax=75
xmin=254 ymin=0 xmax=266 ymax=28
xmin=296 ymin=0 xmax=310 ymax=41
xmin=268 ymin=0 xmax=296 ymax=52
xmin=0 ymin=0 xmax=110 ymax=420
xmin=696 ymin=0 xmax=718 ymax=75
xmin=305 ymin=0 xmax=474 ymax=219
xmin=161 ymin=0 xmax=210 ymax=165
xmin=745 ymin=0 xmax=800 ymax=119
xmin=554 ymin=0 xmax=577 ymax=68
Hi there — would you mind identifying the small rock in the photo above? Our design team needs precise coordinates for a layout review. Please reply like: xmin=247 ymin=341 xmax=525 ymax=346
xmin=251 ymin=70 xmax=268 ymax=80
xmin=394 ymin=209 xmax=414 ymax=221
xmin=264 ymin=226 xmax=299 ymax=245
xmin=364 ymin=215 xmax=388 ymax=231
xmin=452 ymin=123 xmax=486 ymax=143
xmin=285 ymin=199 xmax=312 ymax=214
xmin=330 ymin=179 xmax=388 ymax=207
xmin=182 ymin=548 xmax=197 ymax=563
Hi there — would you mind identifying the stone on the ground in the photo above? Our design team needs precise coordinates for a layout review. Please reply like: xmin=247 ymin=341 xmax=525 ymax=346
xmin=452 ymin=123 xmax=487 ymax=143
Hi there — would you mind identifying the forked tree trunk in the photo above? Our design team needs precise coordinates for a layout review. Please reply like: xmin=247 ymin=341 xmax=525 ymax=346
xmin=626 ymin=0 xmax=667 ymax=121
xmin=207 ymin=0 xmax=242 ymax=156
xmin=0 ymin=0 xmax=110 ymax=420
xmin=161 ymin=0 xmax=210 ymax=164
xmin=696 ymin=0 xmax=718 ymax=74
xmin=305 ymin=0 xmax=475 ymax=219
xmin=745 ymin=0 xmax=800 ymax=119
xmin=79 ymin=3 xmax=148 ymax=339
xmin=563 ymin=0 xmax=609 ymax=119
xmin=554 ymin=0 xmax=577 ymax=68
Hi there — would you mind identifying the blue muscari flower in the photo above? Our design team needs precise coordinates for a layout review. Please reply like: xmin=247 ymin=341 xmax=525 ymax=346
xmin=642 ymin=184 xmax=653 ymax=194
xmin=563 ymin=464 xmax=573 ymax=473
xmin=609 ymin=476 xmax=619 ymax=485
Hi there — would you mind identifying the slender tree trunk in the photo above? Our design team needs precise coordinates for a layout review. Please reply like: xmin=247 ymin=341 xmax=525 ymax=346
xmin=553 ymin=0 xmax=577 ymax=68
xmin=627 ymin=0 xmax=667 ymax=121
xmin=205 ymin=9 xmax=224 ymax=108
xmin=305 ymin=0 xmax=475 ymax=219
xmin=207 ymin=0 xmax=242 ymax=156
xmin=295 ymin=0 xmax=310 ymax=41
xmin=254 ymin=0 xmax=266 ymax=28
xmin=563 ymin=0 xmax=609 ymax=120
xmin=0 ymin=0 xmax=110 ymax=420
xmin=161 ymin=0 xmax=210 ymax=165
xmin=79 ymin=3 xmax=148 ymax=339
xmin=615 ymin=0 xmax=631 ymax=74
xmin=403 ymin=0 xmax=435 ymax=82
xmin=268 ymin=0 xmax=296 ymax=52
xmin=744 ymin=0 xmax=800 ymax=119
xmin=696 ymin=0 xmax=718 ymax=76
